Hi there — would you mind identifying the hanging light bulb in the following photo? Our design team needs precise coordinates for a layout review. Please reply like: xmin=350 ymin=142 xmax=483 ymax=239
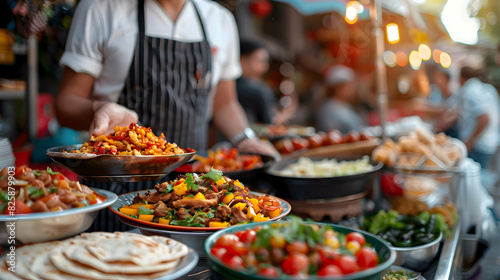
xmin=386 ymin=23 xmax=400 ymax=44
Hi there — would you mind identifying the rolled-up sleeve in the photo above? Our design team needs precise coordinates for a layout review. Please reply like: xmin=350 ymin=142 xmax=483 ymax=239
xmin=60 ymin=0 xmax=106 ymax=78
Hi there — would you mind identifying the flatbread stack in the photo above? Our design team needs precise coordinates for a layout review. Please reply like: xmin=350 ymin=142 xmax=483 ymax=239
xmin=0 ymin=232 xmax=189 ymax=280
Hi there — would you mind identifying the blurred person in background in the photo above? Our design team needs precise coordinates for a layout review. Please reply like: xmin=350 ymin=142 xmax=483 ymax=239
xmin=236 ymin=38 xmax=295 ymax=126
xmin=315 ymin=65 xmax=364 ymax=134
xmin=454 ymin=67 xmax=499 ymax=168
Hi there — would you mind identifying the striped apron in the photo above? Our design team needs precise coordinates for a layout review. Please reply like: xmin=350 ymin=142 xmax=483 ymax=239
xmin=88 ymin=0 xmax=213 ymax=232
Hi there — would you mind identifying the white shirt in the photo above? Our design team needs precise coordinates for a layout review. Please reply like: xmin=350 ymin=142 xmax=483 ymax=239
xmin=456 ymin=78 xmax=499 ymax=154
xmin=60 ymin=0 xmax=242 ymax=106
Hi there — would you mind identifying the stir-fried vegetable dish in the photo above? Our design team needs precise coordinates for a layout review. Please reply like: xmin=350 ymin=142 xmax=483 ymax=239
xmin=362 ymin=210 xmax=447 ymax=247
xmin=71 ymin=123 xmax=187 ymax=155
xmin=0 ymin=166 xmax=105 ymax=214
xmin=209 ymin=218 xmax=381 ymax=278
xmin=178 ymin=148 xmax=263 ymax=173
xmin=119 ymin=169 xmax=283 ymax=227
xmin=383 ymin=269 xmax=420 ymax=280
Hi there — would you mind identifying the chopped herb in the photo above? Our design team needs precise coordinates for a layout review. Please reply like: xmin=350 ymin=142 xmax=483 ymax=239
xmin=228 ymin=185 xmax=234 ymax=192
xmin=207 ymin=211 xmax=215 ymax=219
xmin=138 ymin=206 xmax=154 ymax=215
xmin=46 ymin=167 xmax=60 ymax=175
xmin=144 ymin=201 xmax=148 ymax=205
xmin=27 ymin=186 xmax=45 ymax=198
xmin=227 ymin=214 xmax=231 ymax=218
xmin=200 ymin=168 xmax=223 ymax=183
xmin=0 ymin=190 xmax=8 ymax=202
xmin=184 ymin=194 xmax=194 ymax=198
xmin=48 ymin=187 xmax=58 ymax=194
xmin=218 ymin=203 xmax=225 ymax=206
xmin=32 ymin=170 xmax=40 ymax=177
xmin=0 ymin=175 xmax=4 ymax=181
xmin=127 ymin=215 xmax=138 ymax=219
xmin=185 ymin=173 xmax=198 ymax=191
xmin=163 ymin=183 xmax=174 ymax=193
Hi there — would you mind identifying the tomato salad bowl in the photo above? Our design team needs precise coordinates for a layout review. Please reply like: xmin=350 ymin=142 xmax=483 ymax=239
xmin=204 ymin=218 xmax=396 ymax=280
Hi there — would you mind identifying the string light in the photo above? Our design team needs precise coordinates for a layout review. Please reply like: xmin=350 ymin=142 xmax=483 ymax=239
xmin=418 ymin=44 xmax=431 ymax=61
xmin=409 ymin=51 xmax=422 ymax=69
xmin=386 ymin=23 xmax=400 ymax=44
xmin=440 ymin=52 xmax=452 ymax=68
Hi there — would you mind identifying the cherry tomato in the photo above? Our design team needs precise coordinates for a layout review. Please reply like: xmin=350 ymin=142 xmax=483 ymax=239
xmin=307 ymin=134 xmax=324 ymax=149
xmin=226 ymin=241 xmax=248 ymax=256
xmin=324 ymin=130 xmax=343 ymax=145
xmin=258 ymin=196 xmax=280 ymax=212
xmin=281 ymin=253 xmax=309 ymax=275
xmin=318 ymin=264 xmax=343 ymax=276
xmin=13 ymin=200 xmax=33 ymax=214
xmin=359 ymin=131 xmax=374 ymax=141
xmin=222 ymin=254 xmax=245 ymax=271
xmin=214 ymin=234 xmax=239 ymax=249
xmin=346 ymin=232 xmax=366 ymax=247
xmin=273 ymin=139 xmax=294 ymax=154
xmin=51 ymin=173 xmax=66 ymax=182
xmin=343 ymin=131 xmax=360 ymax=143
xmin=269 ymin=234 xmax=286 ymax=249
xmin=15 ymin=165 xmax=31 ymax=177
xmin=210 ymin=247 xmax=227 ymax=260
xmin=291 ymin=137 xmax=309 ymax=151
xmin=285 ymin=240 xmax=309 ymax=255
xmin=258 ymin=266 xmax=280 ymax=278
xmin=356 ymin=247 xmax=378 ymax=269
xmin=333 ymin=255 xmax=359 ymax=274
xmin=380 ymin=173 xmax=403 ymax=197
xmin=235 ymin=230 xmax=257 ymax=243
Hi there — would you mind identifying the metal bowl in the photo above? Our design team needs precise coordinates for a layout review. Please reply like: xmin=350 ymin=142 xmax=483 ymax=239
xmin=266 ymin=156 xmax=383 ymax=200
xmin=119 ymin=216 xmax=214 ymax=258
xmin=390 ymin=231 xmax=443 ymax=271
xmin=0 ymin=188 xmax=117 ymax=244
xmin=46 ymin=144 xmax=195 ymax=182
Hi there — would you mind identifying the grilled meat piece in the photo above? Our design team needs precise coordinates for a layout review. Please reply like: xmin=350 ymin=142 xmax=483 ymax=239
xmin=153 ymin=201 xmax=168 ymax=217
xmin=215 ymin=205 xmax=231 ymax=220
xmin=176 ymin=207 xmax=191 ymax=220
xmin=154 ymin=182 xmax=170 ymax=193
xmin=145 ymin=192 xmax=163 ymax=204
xmin=133 ymin=192 xmax=149 ymax=204
xmin=230 ymin=207 xmax=249 ymax=224
xmin=171 ymin=197 xmax=219 ymax=209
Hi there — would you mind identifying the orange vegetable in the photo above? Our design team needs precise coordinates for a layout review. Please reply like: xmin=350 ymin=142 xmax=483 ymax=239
xmin=119 ymin=207 xmax=138 ymax=216
xmin=209 ymin=221 xmax=229 ymax=228
xmin=129 ymin=203 xmax=153 ymax=209
xmin=138 ymin=214 xmax=155 ymax=222
xmin=158 ymin=218 xmax=170 ymax=225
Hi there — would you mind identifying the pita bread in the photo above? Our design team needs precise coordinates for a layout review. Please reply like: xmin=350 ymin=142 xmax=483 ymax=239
xmin=5 ymin=241 xmax=61 ymax=280
xmin=30 ymin=244 xmax=89 ymax=280
xmin=85 ymin=234 xmax=188 ymax=266
xmin=0 ymin=260 xmax=22 ymax=280
xmin=50 ymin=246 xmax=178 ymax=280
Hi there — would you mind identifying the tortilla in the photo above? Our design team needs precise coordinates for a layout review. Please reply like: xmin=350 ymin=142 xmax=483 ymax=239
xmin=5 ymin=241 xmax=62 ymax=280
xmin=50 ymin=246 xmax=179 ymax=280
xmin=85 ymin=234 xmax=188 ymax=266
xmin=0 ymin=259 xmax=22 ymax=280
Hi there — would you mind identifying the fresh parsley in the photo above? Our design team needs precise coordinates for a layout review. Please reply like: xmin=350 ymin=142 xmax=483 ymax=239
xmin=0 ymin=190 xmax=8 ymax=202
xmin=48 ymin=187 xmax=58 ymax=194
xmin=32 ymin=170 xmax=40 ymax=177
xmin=163 ymin=183 xmax=174 ymax=193
xmin=137 ymin=206 xmax=154 ymax=215
xmin=27 ymin=186 xmax=45 ymax=198
xmin=46 ymin=167 xmax=60 ymax=175
xmin=200 ymin=168 xmax=223 ymax=183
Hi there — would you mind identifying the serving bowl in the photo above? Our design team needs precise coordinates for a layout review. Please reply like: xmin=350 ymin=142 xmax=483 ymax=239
xmin=204 ymin=221 xmax=396 ymax=280
xmin=0 ymin=188 xmax=117 ymax=244
xmin=390 ymin=231 xmax=442 ymax=271
xmin=110 ymin=190 xmax=291 ymax=231
xmin=46 ymin=144 xmax=195 ymax=182
xmin=266 ymin=156 xmax=383 ymax=200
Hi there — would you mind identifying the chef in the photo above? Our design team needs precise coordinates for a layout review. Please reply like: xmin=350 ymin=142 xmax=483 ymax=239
xmin=55 ymin=0 xmax=276 ymax=231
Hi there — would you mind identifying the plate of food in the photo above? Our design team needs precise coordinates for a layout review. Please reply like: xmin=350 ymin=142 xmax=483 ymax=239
xmin=109 ymin=169 xmax=291 ymax=231
xmin=266 ymin=155 xmax=383 ymax=199
xmin=173 ymin=148 xmax=274 ymax=184
xmin=0 ymin=231 xmax=198 ymax=280
xmin=0 ymin=166 xmax=117 ymax=243
xmin=46 ymin=123 xmax=195 ymax=182
xmin=204 ymin=217 xmax=396 ymax=279
xmin=251 ymin=124 xmax=316 ymax=141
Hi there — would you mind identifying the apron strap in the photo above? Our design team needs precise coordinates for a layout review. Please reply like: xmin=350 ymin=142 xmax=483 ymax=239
xmin=191 ymin=0 xmax=208 ymax=42
xmin=137 ymin=0 xmax=145 ymax=67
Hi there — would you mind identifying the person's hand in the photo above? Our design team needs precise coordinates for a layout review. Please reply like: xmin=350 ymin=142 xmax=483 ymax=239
xmin=236 ymin=138 xmax=280 ymax=160
xmin=90 ymin=102 xmax=138 ymax=136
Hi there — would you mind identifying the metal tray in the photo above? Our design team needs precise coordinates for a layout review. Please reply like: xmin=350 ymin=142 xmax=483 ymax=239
xmin=46 ymin=144 xmax=195 ymax=182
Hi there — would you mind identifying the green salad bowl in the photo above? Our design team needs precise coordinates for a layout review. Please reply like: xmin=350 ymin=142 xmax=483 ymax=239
xmin=204 ymin=221 xmax=396 ymax=280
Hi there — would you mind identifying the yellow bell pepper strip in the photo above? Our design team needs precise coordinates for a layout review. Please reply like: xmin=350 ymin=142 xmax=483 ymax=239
xmin=254 ymin=214 xmax=270 ymax=222
xmin=233 ymin=202 xmax=247 ymax=211
xmin=158 ymin=218 xmax=170 ymax=225
xmin=234 ymin=180 xmax=244 ymax=188
xmin=119 ymin=207 xmax=138 ymax=216
xmin=129 ymin=203 xmax=154 ymax=209
xmin=248 ymin=198 xmax=260 ymax=213
xmin=269 ymin=208 xmax=281 ymax=218
xmin=173 ymin=179 xmax=188 ymax=196
xmin=246 ymin=207 xmax=256 ymax=218
xmin=138 ymin=214 xmax=155 ymax=222
xmin=222 ymin=193 xmax=234 ymax=205
xmin=193 ymin=192 xmax=205 ymax=200
xmin=209 ymin=221 xmax=229 ymax=228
